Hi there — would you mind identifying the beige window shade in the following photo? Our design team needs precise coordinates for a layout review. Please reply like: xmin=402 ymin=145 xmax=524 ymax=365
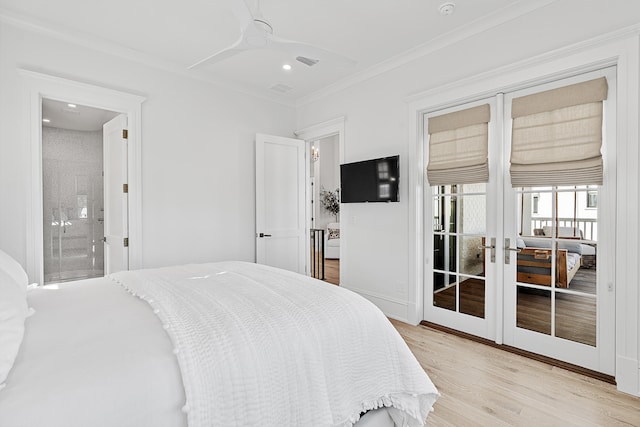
xmin=427 ymin=104 xmax=490 ymax=185
xmin=510 ymin=77 xmax=608 ymax=187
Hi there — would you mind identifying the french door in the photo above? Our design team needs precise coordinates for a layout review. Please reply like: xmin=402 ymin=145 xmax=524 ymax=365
xmin=423 ymin=98 xmax=501 ymax=341
xmin=501 ymin=70 xmax=615 ymax=374
xmin=424 ymin=68 xmax=616 ymax=374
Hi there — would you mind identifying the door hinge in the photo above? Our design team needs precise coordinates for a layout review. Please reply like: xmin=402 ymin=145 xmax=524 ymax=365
xmin=122 ymin=129 xmax=128 ymax=139
xmin=123 ymin=183 xmax=128 ymax=193
xmin=123 ymin=237 xmax=129 ymax=247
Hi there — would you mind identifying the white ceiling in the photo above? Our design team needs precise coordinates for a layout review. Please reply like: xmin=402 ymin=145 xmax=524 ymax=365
xmin=1 ymin=0 xmax=560 ymax=103
xmin=42 ymin=98 xmax=119 ymax=131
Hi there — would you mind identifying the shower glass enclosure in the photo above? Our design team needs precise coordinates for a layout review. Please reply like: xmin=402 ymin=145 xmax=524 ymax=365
xmin=42 ymin=127 xmax=104 ymax=284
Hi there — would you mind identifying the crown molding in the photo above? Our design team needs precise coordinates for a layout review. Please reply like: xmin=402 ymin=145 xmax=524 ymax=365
xmin=0 ymin=8 xmax=296 ymax=109
xmin=403 ymin=22 xmax=640 ymax=107
xmin=295 ymin=0 xmax=558 ymax=107
xmin=294 ymin=116 xmax=345 ymax=139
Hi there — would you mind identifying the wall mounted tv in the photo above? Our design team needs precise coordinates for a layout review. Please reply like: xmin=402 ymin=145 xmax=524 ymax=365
xmin=340 ymin=155 xmax=399 ymax=203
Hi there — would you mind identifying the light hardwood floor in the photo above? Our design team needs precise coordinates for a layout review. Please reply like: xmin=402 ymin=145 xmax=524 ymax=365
xmin=391 ymin=319 xmax=640 ymax=426
xmin=323 ymin=257 xmax=340 ymax=285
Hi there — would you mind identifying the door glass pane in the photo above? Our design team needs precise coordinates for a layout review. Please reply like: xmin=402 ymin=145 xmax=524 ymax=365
xmin=432 ymin=183 xmax=486 ymax=319
xmin=555 ymin=292 xmax=596 ymax=346
xmin=433 ymin=272 xmax=456 ymax=311
xmin=433 ymin=194 xmax=455 ymax=232
xmin=433 ymin=234 xmax=445 ymax=271
xmin=459 ymin=276 xmax=485 ymax=318
xmin=517 ymin=286 xmax=551 ymax=335
xmin=517 ymin=246 xmax=553 ymax=286
xmin=515 ymin=186 xmax=599 ymax=343
xmin=460 ymin=195 xmax=486 ymax=234
xmin=460 ymin=235 xmax=484 ymax=276
xmin=447 ymin=235 xmax=457 ymax=273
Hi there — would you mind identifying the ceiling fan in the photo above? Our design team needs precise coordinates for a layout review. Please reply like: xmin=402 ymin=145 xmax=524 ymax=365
xmin=188 ymin=0 xmax=356 ymax=69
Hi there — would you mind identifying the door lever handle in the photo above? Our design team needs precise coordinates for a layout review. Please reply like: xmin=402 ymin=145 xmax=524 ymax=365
xmin=504 ymin=238 xmax=521 ymax=264
xmin=258 ymin=233 xmax=272 ymax=238
xmin=478 ymin=237 xmax=496 ymax=263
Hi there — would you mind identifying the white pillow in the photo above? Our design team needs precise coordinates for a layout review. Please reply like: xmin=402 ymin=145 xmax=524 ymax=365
xmin=0 ymin=249 xmax=28 ymax=293
xmin=0 ymin=268 xmax=28 ymax=388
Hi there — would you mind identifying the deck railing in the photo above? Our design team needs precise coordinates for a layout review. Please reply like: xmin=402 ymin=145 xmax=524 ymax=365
xmin=530 ymin=217 xmax=597 ymax=241
xmin=310 ymin=229 xmax=325 ymax=280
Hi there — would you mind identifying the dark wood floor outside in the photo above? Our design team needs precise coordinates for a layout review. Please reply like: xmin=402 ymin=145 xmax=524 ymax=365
xmin=434 ymin=267 xmax=597 ymax=346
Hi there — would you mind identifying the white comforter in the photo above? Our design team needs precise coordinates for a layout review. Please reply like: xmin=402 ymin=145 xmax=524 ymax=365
xmin=0 ymin=276 xmax=187 ymax=427
xmin=110 ymin=261 xmax=438 ymax=427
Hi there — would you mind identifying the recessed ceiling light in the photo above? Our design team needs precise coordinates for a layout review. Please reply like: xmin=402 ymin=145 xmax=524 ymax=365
xmin=439 ymin=2 xmax=456 ymax=15
xmin=42 ymin=118 xmax=50 ymax=123
xmin=282 ymin=64 xmax=292 ymax=71
xmin=67 ymin=103 xmax=77 ymax=108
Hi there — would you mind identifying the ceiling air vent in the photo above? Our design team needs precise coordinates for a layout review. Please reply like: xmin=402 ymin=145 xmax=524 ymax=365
xmin=296 ymin=56 xmax=319 ymax=67
xmin=269 ymin=83 xmax=293 ymax=93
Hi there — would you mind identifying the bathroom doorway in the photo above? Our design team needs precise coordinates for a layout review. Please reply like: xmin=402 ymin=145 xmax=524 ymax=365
xmin=41 ymin=98 xmax=118 ymax=284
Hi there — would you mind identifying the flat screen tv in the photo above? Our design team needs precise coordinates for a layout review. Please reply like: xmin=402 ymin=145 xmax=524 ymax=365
xmin=340 ymin=155 xmax=399 ymax=203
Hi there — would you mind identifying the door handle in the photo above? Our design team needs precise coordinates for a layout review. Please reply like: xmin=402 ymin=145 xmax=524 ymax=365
xmin=478 ymin=237 xmax=496 ymax=263
xmin=504 ymin=238 xmax=522 ymax=264
xmin=258 ymin=233 xmax=272 ymax=238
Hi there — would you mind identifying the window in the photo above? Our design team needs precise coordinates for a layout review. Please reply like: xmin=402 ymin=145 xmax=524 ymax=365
xmin=587 ymin=190 xmax=597 ymax=208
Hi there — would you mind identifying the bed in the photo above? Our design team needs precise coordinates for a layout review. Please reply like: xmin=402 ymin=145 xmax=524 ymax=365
xmin=0 ymin=252 xmax=438 ymax=427
xmin=516 ymin=237 xmax=583 ymax=288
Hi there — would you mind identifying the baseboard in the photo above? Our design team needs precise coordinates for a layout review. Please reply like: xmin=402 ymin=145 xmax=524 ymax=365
xmin=342 ymin=285 xmax=409 ymax=323
xmin=616 ymin=355 xmax=640 ymax=396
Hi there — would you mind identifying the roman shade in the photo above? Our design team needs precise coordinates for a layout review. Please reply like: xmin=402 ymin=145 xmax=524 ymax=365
xmin=427 ymin=104 xmax=490 ymax=185
xmin=510 ymin=77 xmax=608 ymax=187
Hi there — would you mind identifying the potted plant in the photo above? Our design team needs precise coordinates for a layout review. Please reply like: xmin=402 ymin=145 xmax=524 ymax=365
xmin=320 ymin=187 xmax=340 ymax=222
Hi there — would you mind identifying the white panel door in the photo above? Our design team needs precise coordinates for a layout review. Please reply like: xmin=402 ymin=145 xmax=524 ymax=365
xmin=103 ymin=114 xmax=129 ymax=274
xmin=255 ymin=133 xmax=306 ymax=274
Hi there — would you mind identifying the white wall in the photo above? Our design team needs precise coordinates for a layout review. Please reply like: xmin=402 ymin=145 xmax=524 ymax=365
xmin=296 ymin=1 xmax=640 ymax=394
xmin=0 ymin=23 xmax=296 ymax=270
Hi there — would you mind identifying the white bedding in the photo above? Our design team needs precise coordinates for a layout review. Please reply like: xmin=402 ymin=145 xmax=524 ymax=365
xmin=0 ymin=277 xmax=186 ymax=427
xmin=0 ymin=262 xmax=438 ymax=427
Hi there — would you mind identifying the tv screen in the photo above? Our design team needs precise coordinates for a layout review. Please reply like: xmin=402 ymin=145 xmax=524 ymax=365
xmin=340 ymin=155 xmax=399 ymax=203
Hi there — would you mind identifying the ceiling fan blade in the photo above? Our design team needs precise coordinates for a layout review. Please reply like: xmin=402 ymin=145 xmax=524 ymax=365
xmin=188 ymin=36 xmax=247 ymax=69
xmin=268 ymin=35 xmax=357 ymax=67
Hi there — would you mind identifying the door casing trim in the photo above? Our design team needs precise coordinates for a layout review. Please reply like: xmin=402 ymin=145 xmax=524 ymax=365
xmin=295 ymin=117 xmax=345 ymax=284
xmin=20 ymin=69 xmax=145 ymax=284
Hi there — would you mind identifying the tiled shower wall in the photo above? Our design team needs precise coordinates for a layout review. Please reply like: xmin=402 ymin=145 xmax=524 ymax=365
xmin=42 ymin=127 xmax=104 ymax=283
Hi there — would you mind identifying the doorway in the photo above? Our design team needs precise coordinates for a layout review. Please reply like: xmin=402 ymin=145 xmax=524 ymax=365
xmin=310 ymin=135 xmax=340 ymax=285
xmin=41 ymin=98 xmax=117 ymax=283
xmin=295 ymin=117 xmax=346 ymax=285
xmin=22 ymin=70 xmax=145 ymax=285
